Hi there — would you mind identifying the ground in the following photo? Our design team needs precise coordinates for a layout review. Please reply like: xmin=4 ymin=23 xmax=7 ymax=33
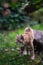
xmin=0 ymin=24 xmax=43 ymax=65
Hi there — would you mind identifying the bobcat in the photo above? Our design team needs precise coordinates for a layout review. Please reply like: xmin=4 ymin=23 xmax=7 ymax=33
xmin=16 ymin=27 xmax=35 ymax=60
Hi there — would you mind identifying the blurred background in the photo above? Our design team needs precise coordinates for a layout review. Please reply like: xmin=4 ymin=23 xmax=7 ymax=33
xmin=0 ymin=0 xmax=43 ymax=65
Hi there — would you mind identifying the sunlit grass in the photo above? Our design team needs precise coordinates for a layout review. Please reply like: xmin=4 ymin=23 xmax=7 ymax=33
xmin=32 ymin=24 xmax=43 ymax=30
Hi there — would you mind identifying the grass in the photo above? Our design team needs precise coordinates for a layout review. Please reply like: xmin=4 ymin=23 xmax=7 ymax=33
xmin=0 ymin=28 xmax=24 ymax=48
xmin=0 ymin=24 xmax=43 ymax=65
xmin=32 ymin=24 xmax=43 ymax=30
xmin=0 ymin=24 xmax=43 ymax=48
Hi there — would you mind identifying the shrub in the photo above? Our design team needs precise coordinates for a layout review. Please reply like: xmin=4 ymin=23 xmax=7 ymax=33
xmin=0 ymin=6 xmax=30 ymax=30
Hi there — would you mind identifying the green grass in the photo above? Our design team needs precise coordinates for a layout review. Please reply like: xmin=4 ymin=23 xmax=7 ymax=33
xmin=0 ymin=24 xmax=43 ymax=65
xmin=32 ymin=24 xmax=43 ymax=30
xmin=0 ymin=28 xmax=24 ymax=48
xmin=0 ymin=24 xmax=43 ymax=48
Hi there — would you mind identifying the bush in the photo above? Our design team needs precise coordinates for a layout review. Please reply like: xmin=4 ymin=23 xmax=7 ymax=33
xmin=0 ymin=6 xmax=30 ymax=30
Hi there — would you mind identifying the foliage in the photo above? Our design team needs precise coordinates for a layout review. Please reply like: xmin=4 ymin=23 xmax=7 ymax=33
xmin=0 ymin=0 xmax=43 ymax=30
xmin=0 ymin=6 xmax=30 ymax=30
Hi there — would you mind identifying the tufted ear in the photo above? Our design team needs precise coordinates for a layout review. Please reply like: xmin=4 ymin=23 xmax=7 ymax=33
xmin=20 ymin=35 xmax=24 ymax=40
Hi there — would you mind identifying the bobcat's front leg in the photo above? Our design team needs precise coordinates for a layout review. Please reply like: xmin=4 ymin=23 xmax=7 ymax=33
xmin=20 ymin=46 xmax=24 ymax=55
xmin=29 ymin=40 xmax=35 ymax=61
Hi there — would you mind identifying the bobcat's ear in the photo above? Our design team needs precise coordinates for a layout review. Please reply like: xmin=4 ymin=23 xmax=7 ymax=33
xmin=21 ymin=35 xmax=24 ymax=40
